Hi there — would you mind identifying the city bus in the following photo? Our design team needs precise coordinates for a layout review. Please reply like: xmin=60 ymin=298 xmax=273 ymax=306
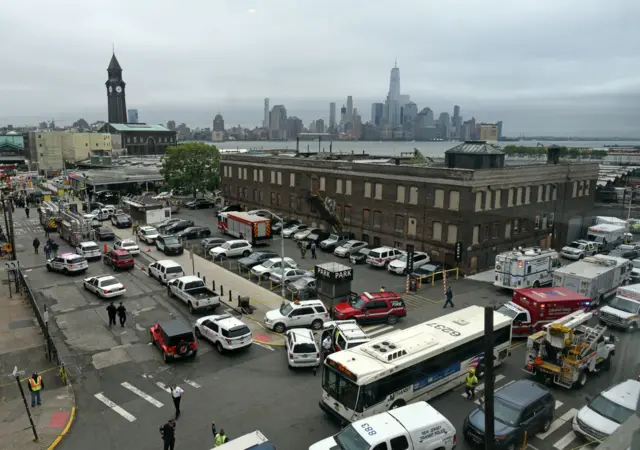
xmin=319 ymin=305 xmax=513 ymax=423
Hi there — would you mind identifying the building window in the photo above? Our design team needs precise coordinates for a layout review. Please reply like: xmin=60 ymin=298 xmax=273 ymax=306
xmin=395 ymin=215 xmax=404 ymax=234
xmin=290 ymin=173 xmax=295 ymax=187
xmin=277 ymin=172 xmax=282 ymax=185
xmin=319 ymin=176 xmax=326 ymax=191
xmin=483 ymin=225 xmax=490 ymax=241
xmin=492 ymin=223 xmax=500 ymax=239
xmin=238 ymin=167 xmax=242 ymax=178
xmin=364 ymin=182 xmax=372 ymax=198
xmin=545 ymin=184 xmax=552 ymax=201
xmin=549 ymin=212 xmax=555 ymax=227
xmin=243 ymin=168 xmax=248 ymax=180
xmin=447 ymin=224 xmax=458 ymax=244
xmin=396 ymin=185 xmax=405 ymax=203
xmin=277 ymin=193 xmax=281 ymax=206
xmin=253 ymin=169 xmax=257 ymax=181
xmin=344 ymin=206 xmax=351 ymax=223
xmin=237 ymin=186 xmax=242 ymax=198
xmin=542 ymin=213 xmax=548 ymax=229
xmin=290 ymin=195 xmax=296 ymax=210
xmin=577 ymin=181 xmax=584 ymax=196
xmin=485 ymin=190 xmax=492 ymax=211
xmin=409 ymin=186 xmax=419 ymax=205
xmin=537 ymin=185 xmax=543 ymax=202
xmin=445 ymin=190 xmax=458 ymax=211
xmin=363 ymin=209 xmax=371 ymax=226
xmin=259 ymin=170 xmax=264 ymax=182
xmin=505 ymin=222 xmax=511 ymax=239
xmin=270 ymin=171 xmax=275 ymax=184
xmin=407 ymin=217 xmax=417 ymax=237
xmin=475 ymin=192 xmax=483 ymax=212
xmin=516 ymin=187 xmax=522 ymax=206
xmin=572 ymin=181 xmax=577 ymax=198
xmin=270 ymin=192 xmax=276 ymax=205
xmin=434 ymin=189 xmax=444 ymax=208
xmin=374 ymin=183 xmax=383 ymax=200
xmin=259 ymin=190 xmax=264 ymax=202
xmin=373 ymin=211 xmax=381 ymax=228
xmin=583 ymin=181 xmax=589 ymax=196
xmin=345 ymin=180 xmax=352 ymax=195
xmin=513 ymin=219 xmax=519 ymax=233
xmin=432 ymin=222 xmax=442 ymax=241
xmin=506 ymin=188 xmax=513 ymax=207
xmin=472 ymin=225 xmax=480 ymax=245
xmin=253 ymin=189 xmax=257 ymax=201
xmin=525 ymin=186 xmax=531 ymax=204
xmin=494 ymin=189 xmax=501 ymax=209
xmin=552 ymin=184 xmax=558 ymax=200
xmin=336 ymin=179 xmax=343 ymax=194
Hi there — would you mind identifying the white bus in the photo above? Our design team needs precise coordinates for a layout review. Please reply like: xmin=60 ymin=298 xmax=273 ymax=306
xmin=319 ymin=305 xmax=513 ymax=423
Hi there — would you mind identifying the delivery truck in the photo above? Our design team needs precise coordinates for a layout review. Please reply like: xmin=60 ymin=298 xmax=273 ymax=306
xmin=585 ymin=223 xmax=626 ymax=251
xmin=553 ymin=255 xmax=632 ymax=306
xmin=218 ymin=211 xmax=272 ymax=246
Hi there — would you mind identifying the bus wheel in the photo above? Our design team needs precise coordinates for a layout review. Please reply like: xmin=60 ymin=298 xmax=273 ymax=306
xmin=390 ymin=400 xmax=406 ymax=410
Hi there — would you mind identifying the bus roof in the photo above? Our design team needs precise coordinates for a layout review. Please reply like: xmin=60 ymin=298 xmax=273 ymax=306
xmin=515 ymin=287 xmax=590 ymax=303
xmin=327 ymin=305 xmax=511 ymax=385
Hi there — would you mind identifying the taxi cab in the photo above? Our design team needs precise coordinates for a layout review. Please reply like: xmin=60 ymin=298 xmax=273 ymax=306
xmin=321 ymin=320 xmax=370 ymax=353
xmin=46 ymin=253 xmax=89 ymax=275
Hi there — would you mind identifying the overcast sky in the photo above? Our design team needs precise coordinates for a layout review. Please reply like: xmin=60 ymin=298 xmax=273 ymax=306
xmin=1 ymin=0 xmax=638 ymax=136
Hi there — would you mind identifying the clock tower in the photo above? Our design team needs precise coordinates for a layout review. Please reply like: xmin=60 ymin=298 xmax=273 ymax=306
xmin=106 ymin=52 xmax=128 ymax=124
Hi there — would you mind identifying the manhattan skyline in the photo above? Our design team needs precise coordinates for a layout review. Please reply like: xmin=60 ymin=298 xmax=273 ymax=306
xmin=0 ymin=0 xmax=637 ymax=137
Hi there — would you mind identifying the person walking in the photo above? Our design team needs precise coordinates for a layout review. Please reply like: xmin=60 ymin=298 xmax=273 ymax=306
xmin=44 ymin=242 xmax=51 ymax=260
xmin=159 ymin=419 xmax=176 ymax=450
xmin=170 ymin=384 xmax=184 ymax=418
xmin=443 ymin=286 xmax=455 ymax=308
xmin=44 ymin=225 xmax=50 ymax=238
xmin=300 ymin=241 xmax=307 ymax=259
xmin=25 ymin=206 xmax=30 ymax=218
xmin=106 ymin=302 xmax=117 ymax=327
xmin=116 ymin=302 xmax=127 ymax=327
xmin=50 ymin=239 xmax=59 ymax=258
xmin=32 ymin=237 xmax=40 ymax=254
xmin=465 ymin=368 xmax=479 ymax=400
xmin=310 ymin=241 xmax=317 ymax=259
xmin=27 ymin=372 xmax=44 ymax=407
xmin=211 ymin=421 xmax=217 ymax=440
xmin=215 ymin=429 xmax=229 ymax=447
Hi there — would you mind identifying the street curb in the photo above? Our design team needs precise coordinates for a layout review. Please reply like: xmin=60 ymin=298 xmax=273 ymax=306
xmin=47 ymin=405 xmax=75 ymax=450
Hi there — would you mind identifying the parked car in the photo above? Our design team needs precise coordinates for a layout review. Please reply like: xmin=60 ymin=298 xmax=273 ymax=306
xmin=167 ymin=275 xmax=220 ymax=314
xmin=95 ymin=227 xmax=116 ymax=241
xmin=194 ymin=314 xmax=252 ymax=353
xmin=282 ymin=224 xmax=307 ymax=239
xmin=103 ymin=248 xmax=135 ymax=270
xmin=46 ymin=253 xmax=89 ymax=275
xmin=75 ymin=241 xmax=101 ymax=261
xmin=320 ymin=232 xmax=355 ymax=252
xmin=237 ymin=251 xmax=280 ymax=271
xmin=199 ymin=237 xmax=228 ymax=253
xmin=388 ymin=251 xmax=430 ymax=275
xmin=90 ymin=218 xmax=102 ymax=230
xmin=114 ymin=239 xmax=140 ymax=255
xmin=216 ymin=204 xmax=243 ymax=218
xmin=176 ymin=226 xmax=211 ymax=240
xmin=366 ymin=246 xmax=404 ymax=268
xmin=164 ymin=220 xmax=195 ymax=234
xmin=210 ymin=240 xmax=252 ymax=259
xmin=285 ymin=329 xmax=320 ymax=370
xmin=411 ymin=263 xmax=450 ymax=284
xmin=156 ymin=235 xmax=184 ymax=256
xmin=154 ymin=218 xmax=181 ymax=230
xmin=83 ymin=201 xmax=105 ymax=213
xmin=269 ymin=268 xmax=313 ymax=285
xmin=137 ymin=226 xmax=159 ymax=244
xmin=304 ymin=230 xmax=331 ymax=246
xmin=286 ymin=277 xmax=317 ymax=300
xmin=186 ymin=198 xmax=216 ymax=209
xmin=110 ymin=213 xmax=132 ymax=228
xmin=250 ymin=257 xmax=297 ymax=279
xmin=150 ymin=320 xmax=198 ymax=363
xmin=349 ymin=247 xmax=371 ymax=264
xmin=294 ymin=228 xmax=321 ymax=243
xmin=83 ymin=275 xmax=126 ymax=298
xmin=334 ymin=240 xmax=369 ymax=258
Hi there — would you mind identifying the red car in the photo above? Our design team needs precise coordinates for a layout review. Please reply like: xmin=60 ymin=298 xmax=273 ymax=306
xmin=333 ymin=291 xmax=407 ymax=325
xmin=103 ymin=248 xmax=134 ymax=270
xmin=150 ymin=320 xmax=198 ymax=363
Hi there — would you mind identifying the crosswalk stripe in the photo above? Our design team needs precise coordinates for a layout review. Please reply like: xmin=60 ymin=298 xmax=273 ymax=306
xmin=461 ymin=374 xmax=506 ymax=399
xmin=121 ymin=382 xmax=164 ymax=408
xmin=184 ymin=379 xmax=201 ymax=389
xmin=555 ymin=400 xmax=563 ymax=410
xmin=94 ymin=393 xmax=136 ymax=422
xmin=367 ymin=326 xmax=395 ymax=337
xmin=156 ymin=381 xmax=171 ymax=393
xmin=537 ymin=408 xmax=577 ymax=440
xmin=553 ymin=431 xmax=578 ymax=450
xmin=361 ymin=325 xmax=386 ymax=331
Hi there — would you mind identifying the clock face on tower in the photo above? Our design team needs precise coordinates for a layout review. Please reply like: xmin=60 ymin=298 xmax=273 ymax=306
xmin=116 ymin=86 xmax=122 ymax=93
xmin=108 ymin=86 xmax=113 ymax=93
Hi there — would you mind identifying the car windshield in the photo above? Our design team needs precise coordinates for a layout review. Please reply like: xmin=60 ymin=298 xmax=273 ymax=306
xmin=224 ymin=326 xmax=251 ymax=338
xmin=334 ymin=425 xmax=370 ymax=450
xmin=359 ymin=248 xmax=370 ymax=255
xmin=422 ymin=264 xmax=438 ymax=272
xmin=350 ymin=297 xmax=366 ymax=309
xmin=99 ymin=228 xmax=112 ymax=233
xmin=164 ymin=237 xmax=180 ymax=245
xmin=165 ymin=266 xmax=183 ymax=274
xmin=279 ymin=303 xmax=293 ymax=316
xmin=82 ymin=244 xmax=99 ymax=251
xmin=329 ymin=234 xmax=339 ymax=241
xmin=220 ymin=242 xmax=231 ymax=249
xmin=117 ymin=253 xmax=132 ymax=260
xmin=100 ymin=278 xmax=120 ymax=287
xmin=488 ymin=397 xmax=521 ymax=427
xmin=496 ymin=305 xmax=519 ymax=319
xmin=608 ymin=297 xmax=640 ymax=314
xmin=322 ymin=366 xmax=360 ymax=412
xmin=397 ymin=254 xmax=409 ymax=262
xmin=290 ymin=278 xmax=308 ymax=289
xmin=271 ymin=268 xmax=284 ymax=277
xmin=142 ymin=228 xmax=158 ymax=235
xmin=632 ymin=260 xmax=640 ymax=269
xmin=588 ymin=394 xmax=635 ymax=424
xmin=121 ymin=240 xmax=136 ymax=246
xmin=568 ymin=242 xmax=584 ymax=249
xmin=116 ymin=214 xmax=128 ymax=220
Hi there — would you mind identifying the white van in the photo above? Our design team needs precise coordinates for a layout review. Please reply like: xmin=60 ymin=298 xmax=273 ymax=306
xmin=148 ymin=260 xmax=185 ymax=284
xmin=310 ymin=401 xmax=456 ymax=450
xmin=599 ymin=285 xmax=640 ymax=331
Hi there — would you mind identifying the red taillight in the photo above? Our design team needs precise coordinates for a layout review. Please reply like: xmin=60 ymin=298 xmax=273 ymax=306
xmin=316 ymin=353 xmax=320 ymax=358
xmin=453 ymin=434 xmax=457 ymax=446
xmin=225 ymin=338 xmax=231 ymax=344
xmin=71 ymin=264 xmax=75 ymax=268
xmin=103 ymin=290 xmax=109 ymax=294
xmin=289 ymin=353 xmax=294 ymax=359
xmin=325 ymin=313 xmax=329 ymax=318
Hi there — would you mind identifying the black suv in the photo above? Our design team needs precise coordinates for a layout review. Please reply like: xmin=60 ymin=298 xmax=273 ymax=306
xmin=156 ymin=235 xmax=184 ymax=256
xmin=237 ymin=251 xmax=280 ymax=271
xmin=304 ymin=230 xmax=332 ymax=246
xmin=463 ymin=380 xmax=555 ymax=449
xmin=186 ymin=198 xmax=216 ymax=209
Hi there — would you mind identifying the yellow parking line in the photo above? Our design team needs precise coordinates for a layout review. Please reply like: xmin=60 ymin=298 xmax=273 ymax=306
xmin=510 ymin=341 xmax=525 ymax=350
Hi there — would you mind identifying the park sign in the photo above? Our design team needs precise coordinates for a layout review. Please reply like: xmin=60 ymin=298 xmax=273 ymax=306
xmin=314 ymin=262 xmax=354 ymax=282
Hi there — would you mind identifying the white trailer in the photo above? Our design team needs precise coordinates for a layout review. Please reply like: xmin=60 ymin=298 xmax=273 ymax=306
xmin=494 ymin=247 xmax=561 ymax=289
xmin=553 ymin=255 xmax=632 ymax=306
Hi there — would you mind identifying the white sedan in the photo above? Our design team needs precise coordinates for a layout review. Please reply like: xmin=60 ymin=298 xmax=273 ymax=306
xmin=387 ymin=252 xmax=430 ymax=275
xmin=282 ymin=225 xmax=307 ymax=238
xmin=83 ymin=275 xmax=126 ymax=298
xmin=250 ymin=257 xmax=297 ymax=279
xmin=114 ymin=239 xmax=140 ymax=255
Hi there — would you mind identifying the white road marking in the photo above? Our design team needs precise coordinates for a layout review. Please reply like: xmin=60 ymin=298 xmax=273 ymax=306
xmin=252 ymin=341 xmax=275 ymax=351
xmin=555 ymin=400 xmax=563 ymax=410
xmin=184 ymin=379 xmax=201 ymax=389
xmin=94 ymin=393 xmax=136 ymax=422
xmin=553 ymin=431 xmax=578 ymax=450
xmin=461 ymin=374 xmax=506 ymax=399
xmin=361 ymin=324 xmax=385 ymax=331
xmin=537 ymin=408 xmax=577 ymax=440
xmin=121 ymin=382 xmax=164 ymax=408
xmin=156 ymin=381 xmax=171 ymax=393
xmin=367 ymin=326 xmax=395 ymax=337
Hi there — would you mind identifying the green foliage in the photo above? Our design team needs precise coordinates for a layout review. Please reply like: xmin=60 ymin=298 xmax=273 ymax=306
xmin=502 ymin=145 xmax=607 ymax=159
xmin=160 ymin=142 xmax=220 ymax=196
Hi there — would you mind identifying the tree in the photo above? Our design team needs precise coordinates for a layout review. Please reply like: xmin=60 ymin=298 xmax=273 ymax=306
xmin=160 ymin=142 xmax=220 ymax=197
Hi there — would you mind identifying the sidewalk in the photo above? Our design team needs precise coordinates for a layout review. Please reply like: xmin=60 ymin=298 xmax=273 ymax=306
xmin=0 ymin=283 xmax=75 ymax=450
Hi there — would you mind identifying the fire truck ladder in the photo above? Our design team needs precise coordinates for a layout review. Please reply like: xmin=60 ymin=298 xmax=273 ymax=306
xmin=60 ymin=210 xmax=93 ymax=245
xmin=567 ymin=323 xmax=607 ymax=361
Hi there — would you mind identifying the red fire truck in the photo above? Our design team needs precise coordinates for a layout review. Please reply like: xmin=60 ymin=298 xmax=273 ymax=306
xmin=217 ymin=211 xmax=271 ymax=246
xmin=496 ymin=287 xmax=592 ymax=337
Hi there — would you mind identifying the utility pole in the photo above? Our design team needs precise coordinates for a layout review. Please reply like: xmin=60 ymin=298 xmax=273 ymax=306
xmin=11 ymin=366 xmax=39 ymax=441
xmin=6 ymin=193 xmax=17 ymax=261
xmin=484 ymin=307 xmax=495 ymax=450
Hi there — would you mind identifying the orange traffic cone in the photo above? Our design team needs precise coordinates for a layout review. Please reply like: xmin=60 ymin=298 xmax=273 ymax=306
xmin=146 ymin=247 xmax=150 ymax=252
xmin=140 ymin=265 xmax=145 ymax=271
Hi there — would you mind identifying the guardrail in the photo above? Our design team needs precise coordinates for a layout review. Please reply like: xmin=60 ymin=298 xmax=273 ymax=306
xmin=415 ymin=267 xmax=460 ymax=288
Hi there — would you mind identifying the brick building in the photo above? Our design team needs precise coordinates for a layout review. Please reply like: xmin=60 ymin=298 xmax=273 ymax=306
xmin=220 ymin=143 xmax=599 ymax=272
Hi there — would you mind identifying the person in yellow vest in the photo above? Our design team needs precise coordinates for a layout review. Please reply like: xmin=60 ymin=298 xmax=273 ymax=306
xmin=28 ymin=372 xmax=44 ymax=407
xmin=465 ymin=368 xmax=478 ymax=400
xmin=379 ymin=286 xmax=385 ymax=293
xmin=215 ymin=429 xmax=228 ymax=447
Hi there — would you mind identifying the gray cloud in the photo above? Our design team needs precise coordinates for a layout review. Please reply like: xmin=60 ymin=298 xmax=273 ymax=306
xmin=0 ymin=0 xmax=639 ymax=136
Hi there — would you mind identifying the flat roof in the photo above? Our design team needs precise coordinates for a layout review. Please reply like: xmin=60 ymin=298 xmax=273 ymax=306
xmin=515 ymin=287 xmax=590 ymax=302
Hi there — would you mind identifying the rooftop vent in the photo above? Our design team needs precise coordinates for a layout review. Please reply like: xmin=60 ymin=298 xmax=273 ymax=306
xmin=364 ymin=340 xmax=408 ymax=362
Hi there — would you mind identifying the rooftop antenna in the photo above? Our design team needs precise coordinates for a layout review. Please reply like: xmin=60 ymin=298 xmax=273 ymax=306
xmin=394 ymin=58 xmax=397 ymax=68
xmin=112 ymin=43 xmax=115 ymax=54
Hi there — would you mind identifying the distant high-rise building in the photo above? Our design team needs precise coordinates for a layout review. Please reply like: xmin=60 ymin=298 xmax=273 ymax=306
xmin=213 ymin=113 xmax=225 ymax=132
xmin=316 ymin=119 xmax=325 ymax=133
xmin=329 ymin=102 xmax=336 ymax=130
xmin=128 ymin=109 xmax=138 ymax=123
xmin=286 ymin=116 xmax=303 ymax=139
xmin=479 ymin=124 xmax=499 ymax=142
xmin=346 ymin=96 xmax=353 ymax=123
xmin=340 ymin=105 xmax=347 ymax=124
xmin=437 ymin=112 xmax=451 ymax=139
xmin=263 ymin=98 xmax=270 ymax=128
xmin=402 ymin=102 xmax=418 ymax=128
xmin=383 ymin=61 xmax=403 ymax=127
xmin=452 ymin=105 xmax=461 ymax=139
xmin=167 ymin=120 xmax=176 ymax=131
xmin=496 ymin=121 xmax=503 ymax=141
xmin=269 ymin=105 xmax=287 ymax=140
xmin=371 ymin=103 xmax=384 ymax=126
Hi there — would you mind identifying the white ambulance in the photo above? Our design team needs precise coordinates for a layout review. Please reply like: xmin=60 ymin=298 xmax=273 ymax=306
xmin=598 ymin=284 xmax=640 ymax=331
xmin=494 ymin=247 xmax=561 ymax=289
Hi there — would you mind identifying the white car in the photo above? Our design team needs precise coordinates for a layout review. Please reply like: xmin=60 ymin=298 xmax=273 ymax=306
xmin=209 ymin=240 xmax=252 ymax=259
xmin=46 ymin=253 xmax=89 ymax=275
xmin=75 ymin=241 xmax=102 ymax=260
xmin=83 ymin=275 xmax=126 ymax=298
xmin=293 ymin=229 xmax=314 ymax=241
xmin=269 ymin=268 xmax=313 ymax=286
xmin=114 ymin=239 xmax=140 ymax=255
xmin=285 ymin=329 xmax=320 ymax=369
xmin=264 ymin=299 xmax=328 ymax=333
xmin=194 ymin=314 xmax=253 ymax=353
xmin=333 ymin=240 xmax=368 ymax=258
xmin=387 ymin=252 xmax=430 ymax=275
xmin=137 ymin=226 xmax=159 ymax=244
xmin=282 ymin=225 xmax=307 ymax=238
xmin=250 ymin=257 xmax=297 ymax=279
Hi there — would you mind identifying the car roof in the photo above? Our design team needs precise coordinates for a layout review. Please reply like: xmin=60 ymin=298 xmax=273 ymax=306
xmin=370 ymin=246 xmax=395 ymax=252
xmin=207 ymin=314 xmax=247 ymax=329
xmin=61 ymin=253 xmax=83 ymax=259
xmin=140 ymin=226 xmax=157 ymax=230
xmin=158 ymin=320 xmax=193 ymax=336
xmin=112 ymin=248 xmax=129 ymax=255
xmin=601 ymin=379 xmax=640 ymax=410
xmin=495 ymin=380 xmax=550 ymax=407
xmin=95 ymin=275 xmax=117 ymax=282
xmin=79 ymin=241 xmax=98 ymax=247
xmin=156 ymin=259 xmax=182 ymax=267
xmin=292 ymin=299 xmax=323 ymax=308
xmin=287 ymin=328 xmax=316 ymax=343
xmin=228 ymin=239 xmax=249 ymax=244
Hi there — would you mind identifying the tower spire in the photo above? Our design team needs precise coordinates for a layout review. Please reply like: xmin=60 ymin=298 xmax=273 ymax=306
xmin=394 ymin=58 xmax=397 ymax=68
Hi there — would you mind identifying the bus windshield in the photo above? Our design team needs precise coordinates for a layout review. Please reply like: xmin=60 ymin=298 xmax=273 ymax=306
xmin=322 ymin=366 xmax=360 ymax=412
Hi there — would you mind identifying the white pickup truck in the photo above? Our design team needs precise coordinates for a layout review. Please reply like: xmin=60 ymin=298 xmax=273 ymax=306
xmin=167 ymin=275 xmax=220 ymax=314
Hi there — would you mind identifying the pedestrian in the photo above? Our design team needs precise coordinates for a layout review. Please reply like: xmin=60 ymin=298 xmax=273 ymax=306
xmin=25 ymin=206 xmax=30 ymax=218
xmin=215 ymin=429 xmax=228 ymax=447
xmin=443 ymin=286 xmax=454 ymax=308
xmin=170 ymin=384 xmax=184 ymax=418
xmin=300 ymin=241 xmax=307 ymax=259
xmin=310 ymin=241 xmax=317 ymax=259
xmin=159 ymin=419 xmax=176 ymax=450
xmin=132 ymin=223 xmax=137 ymax=235
xmin=379 ymin=286 xmax=385 ymax=293
xmin=465 ymin=368 xmax=478 ymax=400
xmin=44 ymin=225 xmax=50 ymax=238
xmin=211 ymin=421 xmax=217 ymax=440
xmin=322 ymin=334 xmax=332 ymax=358
xmin=44 ymin=242 xmax=51 ymax=260
xmin=106 ymin=302 xmax=117 ymax=327
xmin=48 ymin=239 xmax=59 ymax=258
xmin=116 ymin=302 xmax=127 ymax=327
xmin=27 ymin=372 xmax=43 ymax=407
xmin=32 ymin=237 xmax=40 ymax=254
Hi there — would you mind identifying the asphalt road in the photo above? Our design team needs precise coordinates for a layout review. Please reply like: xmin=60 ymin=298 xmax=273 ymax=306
xmin=10 ymin=208 xmax=640 ymax=450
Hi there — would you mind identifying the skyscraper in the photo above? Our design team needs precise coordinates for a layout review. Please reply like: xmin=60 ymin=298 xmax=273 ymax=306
xmin=263 ymin=98 xmax=270 ymax=128
xmin=496 ymin=121 xmax=503 ymax=141
xmin=213 ymin=113 xmax=225 ymax=132
xmin=452 ymin=105 xmax=461 ymax=139
xmin=167 ymin=120 xmax=176 ymax=131
xmin=340 ymin=105 xmax=347 ymax=124
xmin=128 ymin=109 xmax=138 ymax=123
xmin=384 ymin=61 xmax=402 ymax=127
xmin=402 ymin=102 xmax=418 ymax=127
xmin=346 ymin=96 xmax=353 ymax=123
xmin=269 ymin=105 xmax=287 ymax=140
xmin=371 ymin=103 xmax=384 ymax=126
xmin=329 ymin=102 xmax=336 ymax=130
xmin=438 ymin=112 xmax=451 ymax=139
xmin=316 ymin=119 xmax=325 ymax=133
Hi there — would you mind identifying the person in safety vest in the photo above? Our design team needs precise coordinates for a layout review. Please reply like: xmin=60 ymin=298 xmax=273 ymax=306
xmin=215 ymin=429 xmax=229 ymax=446
xmin=27 ymin=372 xmax=44 ymax=407
xmin=465 ymin=368 xmax=478 ymax=400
